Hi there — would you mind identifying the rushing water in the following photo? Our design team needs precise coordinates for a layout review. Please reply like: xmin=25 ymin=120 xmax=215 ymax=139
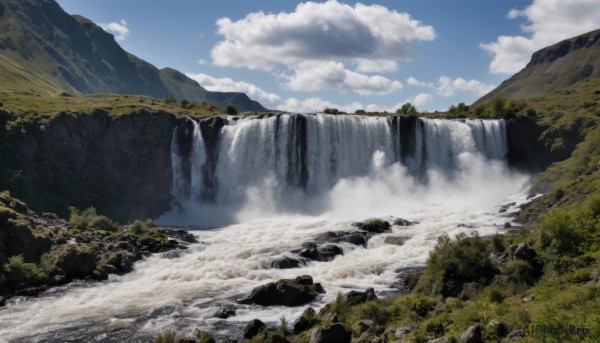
xmin=0 ymin=114 xmax=529 ymax=342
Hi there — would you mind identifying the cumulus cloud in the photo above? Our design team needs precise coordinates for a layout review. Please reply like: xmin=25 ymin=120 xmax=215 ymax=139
xmin=210 ymin=1 xmax=433 ymax=95
xmin=197 ymin=59 xmax=208 ymax=65
xmin=407 ymin=93 xmax=434 ymax=107
xmin=481 ymin=0 xmax=600 ymax=74
xmin=406 ymin=76 xmax=495 ymax=97
xmin=99 ymin=19 xmax=130 ymax=41
xmin=284 ymin=61 xmax=403 ymax=96
xmin=186 ymin=73 xmax=282 ymax=106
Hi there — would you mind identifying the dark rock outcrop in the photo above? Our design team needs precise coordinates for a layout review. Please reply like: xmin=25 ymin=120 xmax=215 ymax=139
xmin=243 ymin=319 xmax=266 ymax=339
xmin=459 ymin=325 xmax=483 ymax=343
xmin=309 ymin=323 xmax=351 ymax=343
xmin=238 ymin=276 xmax=324 ymax=307
xmin=214 ymin=306 xmax=236 ymax=319
xmin=343 ymin=288 xmax=377 ymax=306
xmin=271 ymin=256 xmax=305 ymax=269
xmin=293 ymin=307 xmax=318 ymax=334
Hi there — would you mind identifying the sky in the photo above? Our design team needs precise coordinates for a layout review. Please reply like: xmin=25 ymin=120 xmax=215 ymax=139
xmin=55 ymin=0 xmax=600 ymax=113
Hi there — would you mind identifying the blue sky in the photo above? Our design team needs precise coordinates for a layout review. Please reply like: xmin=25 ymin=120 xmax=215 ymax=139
xmin=56 ymin=0 xmax=600 ymax=112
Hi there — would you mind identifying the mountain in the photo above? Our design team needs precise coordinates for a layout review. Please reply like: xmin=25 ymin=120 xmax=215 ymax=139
xmin=0 ymin=0 xmax=268 ymax=112
xmin=475 ymin=29 xmax=600 ymax=104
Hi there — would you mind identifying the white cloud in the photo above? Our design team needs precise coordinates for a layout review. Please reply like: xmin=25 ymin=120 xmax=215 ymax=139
xmin=197 ymin=59 xmax=208 ymax=65
xmin=407 ymin=76 xmax=495 ymax=97
xmin=285 ymin=61 xmax=403 ymax=96
xmin=186 ymin=73 xmax=282 ymax=106
xmin=407 ymin=93 xmax=434 ymax=107
xmin=481 ymin=0 xmax=600 ymax=74
xmin=99 ymin=19 xmax=130 ymax=41
xmin=210 ymin=1 xmax=433 ymax=95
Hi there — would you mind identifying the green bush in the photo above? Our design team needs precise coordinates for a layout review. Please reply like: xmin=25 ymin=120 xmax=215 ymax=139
xmin=3 ymin=255 xmax=47 ymax=284
xmin=69 ymin=207 xmax=119 ymax=231
xmin=130 ymin=220 xmax=148 ymax=235
xmin=416 ymin=233 xmax=498 ymax=297
xmin=225 ymin=104 xmax=238 ymax=115
xmin=163 ymin=96 xmax=176 ymax=105
xmin=90 ymin=215 xmax=118 ymax=231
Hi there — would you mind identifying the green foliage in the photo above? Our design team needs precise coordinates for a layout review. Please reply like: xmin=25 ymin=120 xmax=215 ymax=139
xmin=416 ymin=233 xmax=498 ymax=297
xmin=355 ymin=109 xmax=366 ymax=114
xmin=278 ymin=316 xmax=287 ymax=336
xmin=396 ymin=102 xmax=418 ymax=115
xmin=225 ymin=104 xmax=238 ymax=115
xmin=130 ymin=219 xmax=149 ymax=235
xmin=180 ymin=99 xmax=191 ymax=109
xmin=491 ymin=97 xmax=506 ymax=117
xmin=3 ymin=254 xmax=47 ymax=284
xmin=163 ymin=96 xmax=176 ymax=104
xmin=197 ymin=331 xmax=215 ymax=343
xmin=68 ymin=206 xmax=118 ymax=231
xmin=154 ymin=331 xmax=176 ymax=343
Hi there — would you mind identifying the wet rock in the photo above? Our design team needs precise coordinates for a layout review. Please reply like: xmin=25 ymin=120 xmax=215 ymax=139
xmin=513 ymin=243 xmax=537 ymax=263
xmin=55 ymin=245 xmax=96 ymax=278
xmin=459 ymin=325 xmax=483 ymax=343
xmin=243 ymin=319 xmax=266 ymax=339
xmin=15 ymin=285 xmax=47 ymax=296
xmin=214 ymin=305 xmax=236 ymax=319
xmin=393 ymin=218 xmax=414 ymax=226
xmin=0 ymin=296 xmax=6 ymax=307
xmin=271 ymin=256 xmax=304 ymax=269
xmin=238 ymin=276 xmax=323 ymax=307
xmin=162 ymin=251 xmax=183 ymax=259
xmin=427 ymin=337 xmax=450 ymax=343
xmin=314 ymin=231 xmax=370 ymax=246
xmin=89 ymin=269 xmax=108 ymax=281
xmin=357 ymin=220 xmax=391 ymax=234
xmin=357 ymin=319 xmax=374 ymax=332
xmin=309 ymin=323 xmax=351 ymax=343
xmin=344 ymin=288 xmax=377 ymax=306
xmin=299 ymin=244 xmax=343 ymax=262
xmin=384 ymin=236 xmax=408 ymax=246
xmin=293 ymin=307 xmax=317 ymax=334
xmin=523 ymin=294 xmax=535 ymax=303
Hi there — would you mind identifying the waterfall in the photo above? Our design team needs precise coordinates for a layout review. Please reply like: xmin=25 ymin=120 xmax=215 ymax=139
xmin=170 ymin=114 xmax=507 ymax=208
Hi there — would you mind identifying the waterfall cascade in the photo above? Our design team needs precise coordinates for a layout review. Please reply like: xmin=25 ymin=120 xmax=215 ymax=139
xmin=170 ymin=114 xmax=507 ymax=208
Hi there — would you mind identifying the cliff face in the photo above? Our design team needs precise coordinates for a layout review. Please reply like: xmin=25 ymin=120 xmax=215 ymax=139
xmin=0 ymin=110 xmax=179 ymax=222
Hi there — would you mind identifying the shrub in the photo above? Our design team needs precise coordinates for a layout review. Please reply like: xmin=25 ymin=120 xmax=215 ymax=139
xmin=180 ymin=99 xmax=191 ymax=109
xmin=3 ymin=255 xmax=47 ymax=284
xmin=163 ymin=96 xmax=176 ymax=105
xmin=197 ymin=331 xmax=215 ymax=343
xmin=90 ymin=215 xmax=118 ymax=231
xmin=416 ymin=233 xmax=498 ymax=297
xmin=396 ymin=103 xmax=418 ymax=115
xmin=537 ymin=210 xmax=582 ymax=256
xmin=69 ymin=207 xmax=118 ymax=231
xmin=130 ymin=219 xmax=148 ymax=235
xmin=225 ymin=104 xmax=238 ymax=115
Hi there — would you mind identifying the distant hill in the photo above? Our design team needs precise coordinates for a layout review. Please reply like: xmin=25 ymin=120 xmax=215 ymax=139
xmin=475 ymin=29 xmax=600 ymax=105
xmin=0 ymin=0 xmax=267 ymax=112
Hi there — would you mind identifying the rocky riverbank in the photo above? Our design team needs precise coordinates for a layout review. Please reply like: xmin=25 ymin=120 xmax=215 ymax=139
xmin=0 ymin=190 xmax=197 ymax=303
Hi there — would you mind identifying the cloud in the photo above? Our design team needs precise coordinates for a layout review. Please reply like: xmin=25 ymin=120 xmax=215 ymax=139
xmin=284 ymin=61 xmax=403 ymax=96
xmin=186 ymin=73 xmax=282 ymax=105
xmin=407 ymin=76 xmax=495 ymax=97
xmin=197 ymin=59 xmax=208 ymax=65
xmin=481 ymin=0 xmax=600 ymax=74
xmin=99 ymin=19 xmax=130 ymax=41
xmin=210 ymin=1 xmax=433 ymax=95
xmin=407 ymin=93 xmax=434 ymax=107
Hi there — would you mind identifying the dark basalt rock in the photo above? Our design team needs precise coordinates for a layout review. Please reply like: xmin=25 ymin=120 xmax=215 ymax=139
xmin=459 ymin=325 xmax=483 ymax=343
xmin=393 ymin=218 xmax=415 ymax=226
xmin=513 ymin=242 xmax=537 ymax=262
xmin=243 ymin=319 xmax=266 ymax=339
xmin=238 ymin=275 xmax=324 ymax=307
xmin=344 ymin=288 xmax=377 ymax=306
xmin=299 ymin=244 xmax=343 ymax=262
xmin=214 ymin=305 xmax=236 ymax=319
xmin=271 ymin=256 xmax=305 ymax=269
xmin=384 ymin=236 xmax=408 ymax=246
xmin=293 ymin=307 xmax=318 ymax=334
xmin=309 ymin=323 xmax=351 ymax=343
xmin=355 ymin=220 xmax=391 ymax=234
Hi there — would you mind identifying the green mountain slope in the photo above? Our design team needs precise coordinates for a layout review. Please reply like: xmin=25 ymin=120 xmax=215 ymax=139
xmin=0 ymin=0 xmax=267 ymax=112
xmin=475 ymin=29 xmax=600 ymax=105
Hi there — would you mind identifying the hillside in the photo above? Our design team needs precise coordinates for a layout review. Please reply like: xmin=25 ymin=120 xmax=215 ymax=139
xmin=475 ymin=29 xmax=600 ymax=104
xmin=0 ymin=0 xmax=267 ymax=112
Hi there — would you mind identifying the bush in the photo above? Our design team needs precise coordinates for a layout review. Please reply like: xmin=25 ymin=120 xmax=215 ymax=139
xmin=396 ymin=103 xmax=418 ymax=115
xmin=90 ymin=215 xmax=118 ymax=231
xmin=163 ymin=96 xmax=176 ymax=105
xmin=68 ymin=207 xmax=118 ymax=231
xmin=130 ymin=219 xmax=148 ymax=235
xmin=416 ymin=233 xmax=498 ymax=297
xmin=225 ymin=104 xmax=238 ymax=115
xmin=3 ymin=255 xmax=47 ymax=284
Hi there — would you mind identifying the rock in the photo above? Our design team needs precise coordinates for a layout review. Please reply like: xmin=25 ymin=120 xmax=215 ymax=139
xmin=393 ymin=218 xmax=414 ymax=226
xmin=239 ymin=276 xmax=323 ymax=307
xmin=15 ymin=285 xmax=47 ymax=296
xmin=162 ymin=251 xmax=182 ymax=259
xmin=459 ymin=325 xmax=483 ymax=343
xmin=243 ymin=319 xmax=266 ymax=339
xmin=523 ymin=294 xmax=535 ymax=303
xmin=344 ymin=288 xmax=377 ymax=306
xmin=504 ymin=222 xmax=512 ymax=228
xmin=214 ymin=305 xmax=236 ymax=319
xmin=395 ymin=323 xmax=417 ymax=338
xmin=89 ymin=269 xmax=108 ymax=281
xmin=427 ymin=337 xmax=449 ymax=343
xmin=50 ymin=274 xmax=70 ymax=286
xmin=0 ymin=296 xmax=6 ymax=307
xmin=314 ymin=231 xmax=370 ymax=247
xmin=358 ymin=220 xmax=391 ymax=234
xmin=271 ymin=256 xmax=304 ymax=269
xmin=357 ymin=319 xmax=374 ymax=332
xmin=590 ymin=269 xmax=600 ymax=281
xmin=309 ymin=323 xmax=351 ymax=343
xmin=357 ymin=331 xmax=376 ymax=343
xmin=384 ymin=236 xmax=408 ymax=246
xmin=55 ymin=245 xmax=96 ymax=278
xmin=293 ymin=307 xmax=317 ymax=334
xmin=299 ymin=245 xmax=343 ymax=262
xmin=513 ymin=243 xmax=537 ymax=262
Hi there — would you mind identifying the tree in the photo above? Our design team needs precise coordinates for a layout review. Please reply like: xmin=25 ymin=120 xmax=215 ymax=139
xmin=396 ymin=103 xmax=417 ymax=115
xmin=456 ymin=102 xmax=467 ymax=114
xmin=180 ymin=99 xmax=190 ymax=109
xmin=491 ymin=97 xmax=506 ymax=117
xmin=163 ymin=96 xmax=176 ymax=105
xmin=225 ymin=104 xmax=238 ymax=115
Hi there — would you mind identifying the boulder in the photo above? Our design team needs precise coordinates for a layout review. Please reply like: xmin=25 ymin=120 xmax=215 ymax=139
xmin=299 ymin=245 xmax=343 ymax=262
xmin=393 ymin=218 xmax=414 ymax=226
xmin=513 ymin=242 xmax=537 ymax=262
xmin=459 ymin=325 xmax=483 ymax=343
xmin=384 ymin=236 xmax=408 ymax=246
xmin=54 ymin=245 xmax=96 ymax=278
xmin=395 ymin=323 xmax=417 ymax=338
xmin=271 ymin=256 xmax=304 ymax=269
xmin=293 ymin=307 xmax=317 ymax=334
xmin=238 ymin=276 xmax=324 ymax=307
xmin=243 ymin=319 xmax=266 ymax=339
xmin=356 ymin=220 xmax=391 ymax=234
xmin=0 ymin=296 xmax=6 ymax=307
xmin=427 ymin=338 xmax=450 ymax=343
xmin=344 ymin=288 xmax=377 ymax=306
xmin=314 ymin=231 xmax=370 ymax=246
xmin=214 ymin=305 xmax=236 ymax=319
xmin=309 ymin=323 xmax=351 ymax=343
